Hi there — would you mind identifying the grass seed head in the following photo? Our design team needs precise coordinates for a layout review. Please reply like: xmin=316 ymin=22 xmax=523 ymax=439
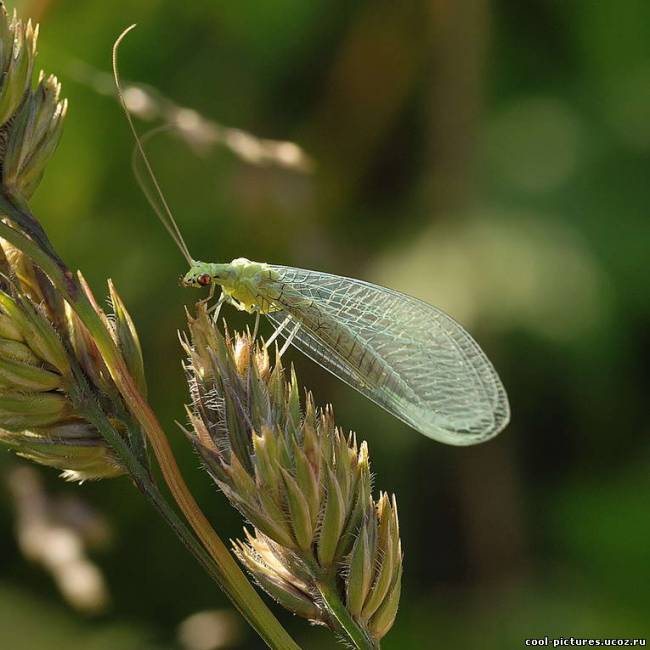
xmin=184 ymin=305 xmax=402 ymax=642
xmin=0 ymin=6 xmax=66 ymax=198
xmin=0 ymin=6 xmax=37 ymax=128
xmin=0 ymin=243 xmax=147 ymax=481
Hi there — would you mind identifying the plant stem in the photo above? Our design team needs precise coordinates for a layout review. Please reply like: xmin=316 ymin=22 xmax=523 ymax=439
xmin=69 ymin=377 xmax=218 ymax=580
xmin=317 ymin=580 xmax=378 ymax=650
xmin=0 ymin=218 xmax=300 ymax=650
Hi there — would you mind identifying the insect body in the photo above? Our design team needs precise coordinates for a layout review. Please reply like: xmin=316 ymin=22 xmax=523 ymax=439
xmin=182 ymin=258 xmax=510 ymax=445
xmin=113 ymin=27 xmax=510 ymax=445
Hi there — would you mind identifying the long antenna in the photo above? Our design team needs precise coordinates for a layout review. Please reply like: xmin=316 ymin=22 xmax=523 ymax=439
xmin=112 ymin=25 xmax=194 ymax=264
xmin=130 ymin=124 xmax=177 ymax=241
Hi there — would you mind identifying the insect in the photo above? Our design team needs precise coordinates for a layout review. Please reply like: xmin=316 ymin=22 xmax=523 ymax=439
xmin=112 ymin=27 xmax=510 ymax=445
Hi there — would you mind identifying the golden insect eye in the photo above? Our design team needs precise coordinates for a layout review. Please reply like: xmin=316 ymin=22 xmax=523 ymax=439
xmin=197 ymin=274 xmax=212 ymax=286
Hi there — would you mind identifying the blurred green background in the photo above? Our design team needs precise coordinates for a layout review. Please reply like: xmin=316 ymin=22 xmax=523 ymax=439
xmin=1 ymin=0 xmax=649 ymax=648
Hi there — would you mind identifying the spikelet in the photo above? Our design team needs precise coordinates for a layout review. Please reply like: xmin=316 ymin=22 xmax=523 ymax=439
xmin=0 ymin=4 xmax=66 ymax=198
xmin=0 ymin=242 xmax=146 ymax=481
xmin=183 ymin=306 xmax=402 ymax=644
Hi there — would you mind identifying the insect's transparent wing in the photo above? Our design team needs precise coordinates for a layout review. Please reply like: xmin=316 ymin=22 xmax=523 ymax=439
xmin=264 ymin=265 xmax=510 ymax=445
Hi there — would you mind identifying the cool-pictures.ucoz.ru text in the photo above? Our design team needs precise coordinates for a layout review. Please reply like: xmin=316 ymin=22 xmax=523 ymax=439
xmin=525 ymin=637 xmax=646 ymax=647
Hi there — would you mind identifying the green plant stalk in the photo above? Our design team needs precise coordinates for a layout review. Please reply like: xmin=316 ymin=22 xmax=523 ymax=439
xmin=0 ymin=215 xmax=300 ymax=650
xmin=317 ymin=579 xmax=378 ymax=650
xmin=68 ymin=372 xmax=221 ymax=584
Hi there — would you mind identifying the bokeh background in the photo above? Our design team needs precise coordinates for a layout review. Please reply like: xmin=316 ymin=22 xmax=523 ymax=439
xmin=1 ymin=0 xmax=649 ymax=648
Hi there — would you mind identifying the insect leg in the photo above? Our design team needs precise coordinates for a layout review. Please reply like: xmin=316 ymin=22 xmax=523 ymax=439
xmin=251 ymin=310 xmax=260 ymax=341
xmin=244 ymin=310 xmax=260 ymax=374
xmin=239 ymin=311 xmax=262 ymax=406
xmin=198 ymin=283 xmax=216 ymax=310
xmin=277 ymin=321 xmax=302 ymax=358
xmin=264 ymin=314 xmax=292 ymax=350
xmin=209 ymin=292 xmax=226 ymax=322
